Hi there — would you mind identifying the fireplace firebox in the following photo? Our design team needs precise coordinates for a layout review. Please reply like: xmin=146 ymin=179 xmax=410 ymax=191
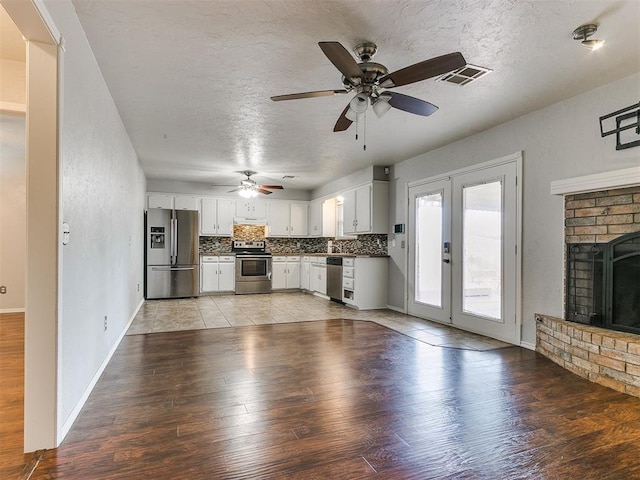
xmin=566 ymin=231 xmax=640 ymax=334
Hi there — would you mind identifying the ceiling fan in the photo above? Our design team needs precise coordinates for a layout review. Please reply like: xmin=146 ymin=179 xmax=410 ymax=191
xmin=217 ymin=171 xmax=284 ymax=198
xmin=271 ymin=41 xmax=466 ymax=132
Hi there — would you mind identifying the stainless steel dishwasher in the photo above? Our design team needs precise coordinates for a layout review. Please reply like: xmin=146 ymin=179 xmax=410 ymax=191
xmin=326 ymin=257 xmax=343 ymax=303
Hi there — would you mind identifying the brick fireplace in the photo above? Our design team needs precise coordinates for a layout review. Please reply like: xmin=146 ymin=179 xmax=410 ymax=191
xmin=537 ymin=184 xmax=640 ymax=396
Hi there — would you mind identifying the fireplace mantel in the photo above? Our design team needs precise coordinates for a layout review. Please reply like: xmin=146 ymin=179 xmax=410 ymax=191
xmin=550 ymin=165 xmax=640 ymax=196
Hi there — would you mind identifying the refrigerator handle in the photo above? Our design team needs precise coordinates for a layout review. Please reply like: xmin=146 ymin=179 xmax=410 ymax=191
xmin=171 ymin=217 xmax=177 ymax=265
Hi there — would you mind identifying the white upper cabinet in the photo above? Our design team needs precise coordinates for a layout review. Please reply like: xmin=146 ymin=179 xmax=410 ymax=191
xmin=201 ymin=198 xmax=235 ymax=236
xmin=309 ymin=199 xmax=323 ymax=237
xmin=267 ymin=201 xmax=309 ymax=237
xmin=236 ymin=199 xmax=266 ymax=219
xmin=147 ymin=193 xmax=199 ymax=211
xmin=342 ymin=181 xmax=388 ymax=235
xmin=290 ymin=203 xmax=309 ymax=236
xmin=322 ymin=198 xmax=336 ymax=237
xmin=174 ymin=195 xmax=200 ymax=211
xmin=267 ymin=202 xmax=290 ymax=236
xmin=147 ymin=194 xmax=173 ymax=209
xmin=343 ymin=188 xmax=357 ymax=235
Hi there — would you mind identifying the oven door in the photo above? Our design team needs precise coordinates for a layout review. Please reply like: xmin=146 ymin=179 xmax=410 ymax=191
xmin=235 ymin=256 xmax=272 ymax=294
xmin=236 ymin=256 xmax=272 ymax=282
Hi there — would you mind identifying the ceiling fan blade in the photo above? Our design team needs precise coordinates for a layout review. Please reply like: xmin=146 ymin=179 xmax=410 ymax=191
xmin=271 ymin=89 xmax=348 ymax=101
xmin=255 ymin=188 xmax=273 ymax=195
xmin=378 ymin=52 xmax=466 ymax=88
xmin=386 ymin=91 xmax=439 ymax=117
xmin=227 ymin=187 xmax=240 ymax=193
xmin=259 ymin=185 xmax=284 ymax=190
xmin=318 ymin=41 xmax=363 ymax=83
xmin=333 ymin=104 xmax=354 ymax=132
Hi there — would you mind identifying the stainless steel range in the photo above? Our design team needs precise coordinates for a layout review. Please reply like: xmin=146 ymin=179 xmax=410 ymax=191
xmin=232 ymin=240 xmax=273 ymax=294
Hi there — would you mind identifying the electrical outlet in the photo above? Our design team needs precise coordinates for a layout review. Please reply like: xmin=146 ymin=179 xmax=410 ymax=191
xmin=137 ymin=283 xmax=140 ymax=292
xmin=104 ymin=315 xmax=108 ymax=331
xmin=0 ymin=286 xmax=6 ymax=294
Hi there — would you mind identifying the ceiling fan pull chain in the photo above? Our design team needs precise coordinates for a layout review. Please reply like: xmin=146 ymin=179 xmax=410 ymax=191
xmin=355 ymin=114 xmax=359 ymax=140
xmin=363 ymin=110 xmax=367 ymax=151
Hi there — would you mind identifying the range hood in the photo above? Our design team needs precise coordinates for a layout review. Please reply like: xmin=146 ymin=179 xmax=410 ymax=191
xmin=233 ymin=217 xmax=268 ymax=226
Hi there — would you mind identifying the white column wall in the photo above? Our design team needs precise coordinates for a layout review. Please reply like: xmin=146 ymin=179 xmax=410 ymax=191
xmin=42 ymin=0 xmax=146 ymax=438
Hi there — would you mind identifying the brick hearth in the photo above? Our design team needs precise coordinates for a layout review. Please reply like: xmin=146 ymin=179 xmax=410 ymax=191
xmin=536 ymin=314 xmax=640 ymax=397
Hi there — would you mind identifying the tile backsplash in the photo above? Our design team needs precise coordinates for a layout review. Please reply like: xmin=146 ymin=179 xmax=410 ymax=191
xmin=200 ymin=229 xmax=388 ymax=256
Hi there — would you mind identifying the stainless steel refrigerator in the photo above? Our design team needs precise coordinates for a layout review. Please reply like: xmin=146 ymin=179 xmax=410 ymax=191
xmin=146 ymin=209 xmax=199 ymax=299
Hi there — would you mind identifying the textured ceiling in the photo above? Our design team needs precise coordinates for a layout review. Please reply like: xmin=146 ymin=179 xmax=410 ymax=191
xmin=70 ymin=0 xmax=640 ymax=190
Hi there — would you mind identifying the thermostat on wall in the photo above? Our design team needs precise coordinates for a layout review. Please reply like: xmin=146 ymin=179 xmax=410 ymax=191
xmin=394 ymin=223 xmax=405 ymax=234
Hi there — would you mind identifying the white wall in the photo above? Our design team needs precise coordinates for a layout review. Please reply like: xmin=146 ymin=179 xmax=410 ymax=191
xmin=0 ymin=41 xmax=26 ymax=312
xmin=43 ymin=0 xmax=146 ymax=431
xmin=311 ymin=165 xmax=379 ymax=200
xmin=389 ymin=73 xmax=640 ymax=345
xmin=0 ymin=113 xmax=25 ymax=311
xmin=0 ymin=58 xmax=26 ymax=105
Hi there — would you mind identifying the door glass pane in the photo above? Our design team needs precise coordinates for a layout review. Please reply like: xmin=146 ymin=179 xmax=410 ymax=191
xmin=416 ymin=192 xmax=443 ymax=307
xmin=462 ymin=181 xmax=502 ymax=320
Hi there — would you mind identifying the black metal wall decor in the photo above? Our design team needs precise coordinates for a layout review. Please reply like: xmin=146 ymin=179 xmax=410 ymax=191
xmin=599 ymin=101 xmax=640 ymax=150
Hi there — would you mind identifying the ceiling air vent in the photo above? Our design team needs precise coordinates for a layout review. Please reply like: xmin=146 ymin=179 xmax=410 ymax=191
xmin=438 ymin=64 xmax=492 ymax=86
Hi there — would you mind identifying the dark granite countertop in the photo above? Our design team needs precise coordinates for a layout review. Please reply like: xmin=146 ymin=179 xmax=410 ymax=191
xmin=199 ymin=252 xmax=389 ymax=258
xmin=271 ymin=253 xmax=389 ymax=258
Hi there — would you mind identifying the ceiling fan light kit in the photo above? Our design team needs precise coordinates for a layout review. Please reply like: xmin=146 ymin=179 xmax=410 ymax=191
xmin=573 ymin=24 xmax=605 ymax=51
xmin=238 ymin=187 xmax=259 ymax=198
xmin=372 ymin=95 xmax=392 ymax=118
xmin=349 ymin=92 xmax=369 ymax=114
xmin=271 ymin=41 xmax=468 ymax=134
xmin=213 ymin=170 xmax=284 ymax=197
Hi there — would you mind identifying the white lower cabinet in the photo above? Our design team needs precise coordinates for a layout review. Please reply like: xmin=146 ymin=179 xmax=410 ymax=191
xmin=200 ymin=256 xmax=235 ymax=293
xmin=342 ymin=257 xmax=388 ymax=309
xmin=311 ymin=257 xmax=327 ymax=295
xmin=272 ymin=256 xmax=301 ymax=290
xmin=301 ymin=257 xmax=311 ymax=290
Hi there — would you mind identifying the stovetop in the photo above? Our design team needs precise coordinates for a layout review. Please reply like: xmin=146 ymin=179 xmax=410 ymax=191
xmin=232 ymin=240 xmax=271 ymax=257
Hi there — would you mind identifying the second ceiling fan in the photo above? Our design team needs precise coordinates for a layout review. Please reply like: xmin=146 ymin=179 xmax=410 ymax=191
xmin=271 ymin=41 xmax=466 ymax=132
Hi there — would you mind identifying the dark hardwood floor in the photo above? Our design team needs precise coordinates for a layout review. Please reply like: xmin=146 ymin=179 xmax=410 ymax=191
xmin=25 ymin=319 xmax=640 ymax=479
xmin=0 ymin=313 xmax=30 ymax=479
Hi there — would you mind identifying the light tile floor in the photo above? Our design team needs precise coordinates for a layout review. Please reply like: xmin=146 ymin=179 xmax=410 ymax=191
xmin=128 ymin=292 xmax=512 ymax=351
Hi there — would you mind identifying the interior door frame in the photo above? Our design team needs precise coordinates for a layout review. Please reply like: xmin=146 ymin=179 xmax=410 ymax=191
xmin=406 ymin=152 xmax=523 ymax=345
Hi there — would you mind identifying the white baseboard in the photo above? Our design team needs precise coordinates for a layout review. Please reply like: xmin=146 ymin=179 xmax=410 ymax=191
xmin=386 ymin=304 xmax=406 ymax=314
xmin=520 ymin=341 xmax=536 ymax=351
xmin=58 ymin=298 xmax=144 ymax=442
xmin=0 ymin=308 xmax=26 ymax=314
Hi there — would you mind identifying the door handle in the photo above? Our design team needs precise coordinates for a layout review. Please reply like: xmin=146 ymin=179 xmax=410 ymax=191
xmin=152 ymin=267 xmax=195 ymax=271
xmin=442 ymin=259 xmax=450 ymax=264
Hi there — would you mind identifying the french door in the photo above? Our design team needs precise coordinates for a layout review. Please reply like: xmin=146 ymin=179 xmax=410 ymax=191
xmin=408 ymin=160 xmax=519 ymax=344
xmin=408 ymin=179 xmax=452 ymax=323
